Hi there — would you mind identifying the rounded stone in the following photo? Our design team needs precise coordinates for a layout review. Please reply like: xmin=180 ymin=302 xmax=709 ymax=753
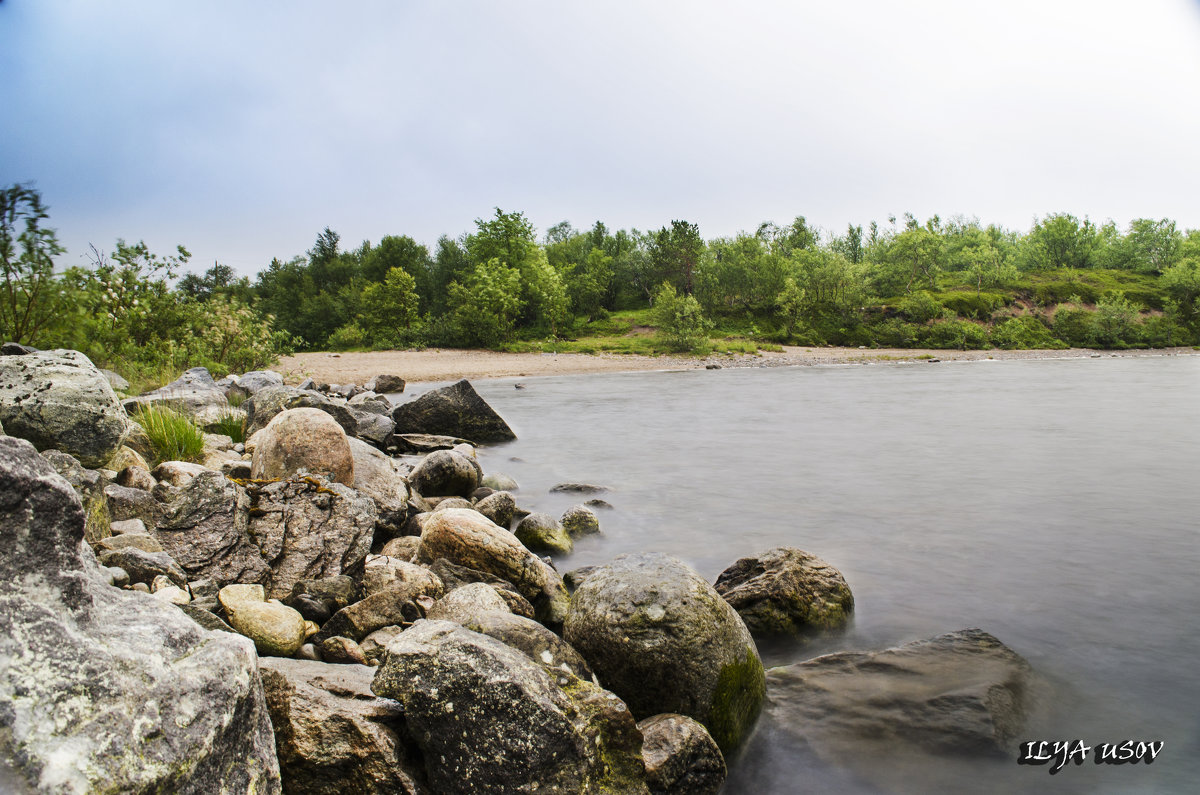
xmin=426 ymin=582 xmax=513 ymax=624
xmin=561 ymin=505 xmax=601 ymax=538
xmin=515 ymin=512 xmax=573 ymax=556
xmin=226 ymin=600 xmax=308 ymax=657
xmin=250 ymin=407 xmax=354 ymax=485
xmin=713 ymin=547 xmax=854 ymax=637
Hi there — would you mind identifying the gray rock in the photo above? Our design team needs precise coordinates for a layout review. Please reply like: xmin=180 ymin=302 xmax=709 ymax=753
xmin=314 ymin=587 xmax=426 ymax=643
xmin=462 ymin=611 xmax=596 ymax=683
xmin=417 ymin=509 xmax=570 ymax=628
xmin=426 ymin=581 xmax=512 ymax=623
xmin=481 ymin=472 xmax=519 ymax=491
xmin=104 ymin=482 xmax=160 ymax=526
xmin=231 ymin=369 xmax=284 ymax=398
xmin=563 ymin=565 xmax=599 ymax=593
xmin=348 ymin=391 xmax=393 ymax=415
xmin=387 ymin=433 xmax=470 ymax=454
xmin=371 ymin=620 xmax=647 ymax=794
xmin=97 ymin=546 xmax=188 ymax=588
xmin=123 ymin=365 xmax=230 ymax=420
xmin=226 ymin=599 xmax=309 ymax=657
xmin=359 ymin=625 xmax=407 ymax=665
xmin=179 ymin=602 xmax=237 ymax=633
xmin=475 ymin=491 xmax=516 ymax=528
xmin=0 ymin=349 xmax=130 ymax=467
xmin=244 ymin=384 xmax=394 ymax=447
xmin=109 ymin=517 xmax=147 ymax=534
xmin=115 ymin=464 xmax=155 ymax=491
xmin=347 ymin=436 xmax=409 ymax=536
xmin=550 ymin=482 xmax=610 ymax=494
xmin=94 ymin=532 xmax=163 ymax=554
xmin=378 ymin=535 xmax=421 ymax=560
xmin=638 ymin=714 xmax=726 ymax=795
xmin=408 ymin=449 xmax=480 ymax=498
xmin=515 ymin=512 xmax=573 ymax=556
xmin=251 ymin=407 xmax=355 ymax=485
xmin=360 ymin=555 xmax=444 ymax=600
xmin=366 ymin=374 xmax=406 ymax=394
xmin=390 ymin=379 xmax=516 ymax=444
xmin=585 ymin=498 xmax=615 ymax=510
xmin=155 ymin=472 xmax=376 ymax=600
xmin=765 ymin=629 xmax=1038 ymax=757
xmin=319 ymin=635 xmax=370 ymax=665
xmin=564 ymin=552 xmax=765 ymax=754
xmin=561 ymin=504 xmax=601 ymax=537
xmin=714 ymin=547 xmax=854 ymax=637
xmin=99 ymin=367 xmax=129 ymax=392
xmin=152 ymin=459 xmax=209 ymax=487
xmin=0 ymin=436 xmax=281 ymax=793
xmin=1 ymin=341 xmax=37 ymax=355
xmin=107 ymin=565 xmax=130 ymax=587
xmin=284 ymin=575 xmax=359 ymax=625
xmin=260 ymin=657 xmax=429 ymax=794
xmin=429 ymin=496 xmax=473 ymax=512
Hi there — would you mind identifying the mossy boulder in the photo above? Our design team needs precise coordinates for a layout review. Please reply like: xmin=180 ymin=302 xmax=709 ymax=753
xmin=713 ymin=547 xmax=854 ymax=637
xmin=563 ymin=552 xmax=765 ymax=754
xmin=561 ymin=504 xmax=601 ymax=538
xmin=515 ymin=512 xmax=573 ymax=556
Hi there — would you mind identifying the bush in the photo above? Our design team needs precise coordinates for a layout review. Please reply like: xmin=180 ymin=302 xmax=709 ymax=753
xmin=132 ymin=404 xmax=205 ymax=465
xmin=1035 ymin=280 xmax=1099 ymax=306
xmin=922 ymin=319 xmax=989 ymax=349
xmin=1052 ymin=304 xmax=1095 ymax=346
xmin=897 ymin=291 xmax=944 ymax=323
xmin=1092 ymin=293 xmax=1140 ymax=348
xmin=939 ymin=291 xmax=1006 ymax=319
xmin=990 ymin=316 xmax=1065 ymax=350
xmin=870 ymin=318 xmax=923 ymax=348
xmin=651 ymin=283 xmax=713 ymax=352
xmin=327 ymin=322 xmax=368 ymax=351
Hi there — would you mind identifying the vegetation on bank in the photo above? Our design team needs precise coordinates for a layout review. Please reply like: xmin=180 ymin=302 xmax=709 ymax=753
xmin=3 ymin=183 xmax=1200 ymax=387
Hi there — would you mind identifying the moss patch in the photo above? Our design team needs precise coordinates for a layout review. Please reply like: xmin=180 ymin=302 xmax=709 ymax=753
xmin=707 ymin=646 xmax=766 ymax=754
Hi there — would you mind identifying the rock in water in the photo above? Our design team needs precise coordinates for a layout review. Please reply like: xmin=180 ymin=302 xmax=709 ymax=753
xmin=764 ymin=629 xmax=1038 ymax=757
xmin=0 ymin=349 xmax=129 ymax=468
xmin=366 ymin=374 xmax=406 ymax=394
xmin=371 ymin=620 xmax=648 ymax=794
xmin=408 ymin=449 xmax=479 ymax=498
xmin=564 ymin=552 xmax=765 ymax=754
xmin=637 ymin=714 xmax=727 ymax=795
xmin=714 ymin=547 xmax=854 ymax=637
xmin=251 ymin=407 xmax=355 ymax=485
xmin=259 ymin=657 xmax=429 ymax=794
xmin=0 ymin=436 xmax=281 ymax=793
xmin=515 ymin=512 xmax=573 ymax=556
xmin=391 ymin=379 xmax=516 ymax=444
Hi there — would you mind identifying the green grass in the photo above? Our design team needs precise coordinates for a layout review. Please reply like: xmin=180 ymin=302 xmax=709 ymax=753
xmin=209 ymin=409 xmax=246 ymax=443
xmin=132 ymin=404 xmax=206 ymax=465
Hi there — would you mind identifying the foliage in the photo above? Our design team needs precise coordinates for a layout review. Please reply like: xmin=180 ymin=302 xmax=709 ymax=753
xmin=447 ymin=259 xmax=524 ymax=346
xmin=132 ymin=404 xmax=206 ymax=465
xmin=0 ymin=184 xmax=65 ymax=344
xmin=651 ymin=282 xmax=713 ymax=352
xmin=209 ymin=409 xmax=246 ymax=443
xmin=327 ymin=321 xmax=368 ymax=351
xmin=1092 ymin=293 xmax=1140 ymax=348
xmin=990 ymin=316 xmax=1064 ymax=349
xmin=359 ymin=266 xmax=420 ymax=346
xmin=896 ymin=291 xmax=945 ymax=323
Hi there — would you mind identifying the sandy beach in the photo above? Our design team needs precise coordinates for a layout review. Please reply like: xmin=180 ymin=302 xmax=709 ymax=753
xmin=277 ymin=345 xmax=1198 ymax=386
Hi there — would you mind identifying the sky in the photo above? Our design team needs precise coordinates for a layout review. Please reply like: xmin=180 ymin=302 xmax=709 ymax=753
xmin=3 ymin=0 xmax=1200 ymax=278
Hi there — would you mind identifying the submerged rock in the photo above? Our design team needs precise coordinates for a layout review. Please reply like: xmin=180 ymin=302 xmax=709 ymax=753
xmin=371 ymin=620 xmax=648 ymax=794
xmin=0 ymin=436 xmax=281 ymax=793
xmin=564 ymin=552 xmax=765 ymax=754
xmin=714 ymin=547 xmax=854 ymax=637
xmin=0 ymin=348 xmax=129 ymax=468
xmin=561 ymin=504 xmax=601 ymax=537
xmin=391 ymin=379 xmax=516 ymax=444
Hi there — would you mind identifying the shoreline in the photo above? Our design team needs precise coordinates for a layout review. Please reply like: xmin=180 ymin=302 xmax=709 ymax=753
xmin=277 ymin=345 xmax=1199 ymax=386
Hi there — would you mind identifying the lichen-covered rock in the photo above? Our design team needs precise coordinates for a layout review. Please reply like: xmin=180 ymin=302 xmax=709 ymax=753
xmin=0 ymin=348 xmax=129 ymax=467
xmin=251 ymin=407 xmax=355 ymax=485
xmin=714 ymin=547 xmax=854 ymax=637
xmin=347 ymin=437 xmax=410 ymax=535
xmin=475 ymin=490 xmax=516 ymax=528
xmin=390 ymin=379 xmax=516 ymax=444
xmin=0 ymin=436 xmax=281 ymax=793
xmin=462 ymin=611 xmax=595 ymax=683
xmin=515 ymin=512 xmax=574 ymax=555
xmin=417 ymin=508 xmax=570 ymax=627
xmin=564 ymin=553 xmax=765 ymax=754
xmin=426 ymin=581 xmax=512 ymax=623
xmin=97 ymin=546 xmax=187 ymax=588
xmin=637 ymin=714 xmax=726 ymax=795
xmin=360 ymin=555 xmax=444 ymax=600
xmin=371 ymin=620 xmax=648 ymax=794
xmin=123 ymin=365 xmax=229 ymax=419
xmin=156 ymin=472 xmax=376 ymax=599
xmin=260 ymin=657 xmax=430 ymax=794
xmin=562 ymin=504 xmax=601 ymax=537
xmin=408 ymin=449 xmax=479 ymax=498
xmin=765 ymin=629 xmax=1038 ymax=757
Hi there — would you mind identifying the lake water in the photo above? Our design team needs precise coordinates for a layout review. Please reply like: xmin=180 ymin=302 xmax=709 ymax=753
xmin=417 ymin=356 xmax=1200 ymax=793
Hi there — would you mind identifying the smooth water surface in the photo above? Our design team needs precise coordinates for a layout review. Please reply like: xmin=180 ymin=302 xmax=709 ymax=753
xmin=422 ymin=356 xmax=1198 ymax=793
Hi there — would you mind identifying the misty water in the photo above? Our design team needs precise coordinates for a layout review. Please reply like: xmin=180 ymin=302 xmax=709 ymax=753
xmin=408 ymin=355 xmax=1200 ymax=793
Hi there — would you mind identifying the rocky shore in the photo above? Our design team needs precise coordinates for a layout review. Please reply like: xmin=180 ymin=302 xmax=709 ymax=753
xmin=1 ymin=346 xmax=1045 ymax=793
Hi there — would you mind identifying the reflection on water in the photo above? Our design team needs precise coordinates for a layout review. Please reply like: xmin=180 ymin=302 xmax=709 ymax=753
xmin=425 ymin=357 xmax=1198 ymax=793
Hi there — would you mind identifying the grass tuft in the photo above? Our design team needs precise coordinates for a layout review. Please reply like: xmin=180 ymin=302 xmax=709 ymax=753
xmin=132 ymin=404 xmax=206 ymax=465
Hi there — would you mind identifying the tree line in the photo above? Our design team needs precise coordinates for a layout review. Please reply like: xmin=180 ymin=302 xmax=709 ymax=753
xmin=4 ymin=183 xmax=1200 ymax=386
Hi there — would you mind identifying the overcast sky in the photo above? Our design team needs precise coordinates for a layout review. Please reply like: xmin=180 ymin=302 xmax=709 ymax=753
xmin=3 ymin=0 xmax=1200 ymax=277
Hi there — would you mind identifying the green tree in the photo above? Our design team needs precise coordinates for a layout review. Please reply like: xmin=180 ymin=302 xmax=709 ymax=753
xmin=648 ymin=220 xmax=704 ymax=295
xmin=1023 ymin=214 xmax=1098 ymax=270
xmin=1161 ymin=257 xmax=1200 ymax=339
xmin=651 ymin=282 xmax=712 ymax=352
xmin=359 ymin=266 xmax=420 ymax=345
xmin=874 ymin=227 xmax=942 ymax=295
xmin=446 ymin=259 xmax=524 ymax=346
xmin=0 ymin=184 xmax=65 ymax=344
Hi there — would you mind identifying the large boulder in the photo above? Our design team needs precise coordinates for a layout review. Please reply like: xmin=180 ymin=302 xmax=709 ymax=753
xmin=391 ymin=379 xmax=515 ymax=444
xmin=425 ymin=581 xmax=512 ymax=623
xmin=371 ymin=620 xmax=648 ymax=794
xmin=515 ymin=512 xmax=573 ymax=556
xmin=245 ymin=384 xmax=394 ymax=447
xmin=230 ymin=369 xmax=284 ymax=398
xmin=156 ymin=472 xmax=376 ymax=600
xmin=347 ymin=437 xmax=409 ymax=535
xmin=366 ymin=374 xmax=406 ymax=394
xmin=637 ymin=714 xmax=726 ymax=795
xmin=714 ymin=547 xmax=854 ymax=637
xmin=416 ymin=508 xmax=570 ymax=627
xmin=260 ymin=657 xmax=429 ymax=794
xmin=564 ymin=553 xmax=765 ymax=754
xmin=765 ymin=629 xmax=1038 ymax=757
xmin=0 ymin=349 xmax=129 ymax=468
xmin=0 ymin=436 xmax=281 ymax=793
xmin=408 ymin=449 xmax=479 ymax=499
xmin=123 ymin=366 xmax=229 ymax=421
xmin=462 ymin=611 xmax=595 ymax=683
xmin=251 ymin=407 xmax=355 ymax=485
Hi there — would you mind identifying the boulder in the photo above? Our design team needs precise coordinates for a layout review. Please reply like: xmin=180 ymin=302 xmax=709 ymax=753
xmin=515 ymin=512 xmax=574 ymax=556
xmin=244 ymin=384 xmax=394 ymax=447
xmin=481 ymin=472 xmax=519 ymax=491
xmin=371 ymin=620 xmax=648 ymax=794
xmin=417 ymin=509 xmax=570 ymax=627
xmin=408 ymin=449 xmax=479 ymax=498
xmin=348 ymin=391 xmax=393 ymax=415
xmin=231 ymin=369 xmax=284 ymax=398
xmin=104 ymin=482 xmax=159 ymax=526
xmin=765 ymin=629 xmax=1038 ymax=757
xmin=550 ymin=482 xmax=610 ymax=494
xmin=0 ymin=348 xmax=129 ymax=467
xmin=123 ymin=365 xmax=229 ymax=420
xmin=390 ymin=379 xmax=516 ymax=444
xmin=94 ymin=532 xmax=163 ymax=554
xmin=564 ymin=553 xmax=765 ymax=754
xmin=319 ymin=636 xmax=370 ymax=665
xmin=226 ymin=598 xmax=309 ymax=657
xmin=99 ymin=367 xmax=130 ymax=392
xmin=153 ymin=459 xmax=209 ymax=487
xmin=0 ymin=436 xmax=281 ymax=793
xmin=1 ymin=341 xmax=38 ymax=355
xmin=378 ymin=535 xmax=421 ymax=560
xmin=115 ymin=463 xmax=155 ymax=491
xmin=366 ymin=374 xmax=406 ymax=394
xmin=155 ymin=472 xmax=375 ymax=600
xmin=284 ymin=576 xmax=359 ymax=625
xmin=360 ymin=555 xmax=444 ymax=600
xmin=97 ymin=546 xmax=188 ymax=588
xmin=637 ymin=714 xmax=726 ymax=795
xmin=313 ymin=587 xmax=425 ymax=643
xmin=562 ymin=504 xmax=601 ymax=537
xmin=260 ymin=657 xmax=429 ymax=794
xmin=714 ymin=547 xmax=854 ymax=637
xmin=475 ymin=490 xmax=516 ymax=528
xmin=251 ymin=407 xmax=355 ymax=485
xmin=347 ymin=437 xmax=409 ymax=535
xmin=429 ymin=496 xmax=473 ymax=512
xmin=426 ymin=581 xmax=512 ymax=623
xmin=107 ymin=444 xmax=149 ymax=473
xmin=462 ymin=611 xmax=595 ymax=683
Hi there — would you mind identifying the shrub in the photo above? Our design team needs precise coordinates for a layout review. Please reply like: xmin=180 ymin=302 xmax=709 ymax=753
xmin=939 ymin=291 xmax=1006 ymax=319
xmin=651 ymin=283 xmax=713 ymax=352
xmin=132 ymin=404 xmax=205 ymax=465
xmin=990 ymin=316 xmax=1065 ymax=350
xmin=209 ymin=409 xmax=246 ymax=443
xmin=1093 ymin=292 xmax=1140 ymax=348
xmin=1052 ymin=305 xmax=1095 ymax=346
xmin=327 ymin=322 xmax=368 ymax=351
xmin=922 ymin=319 xmax=989 ymax=349
xmin=897 ymin=291 xmax=944 ymax=323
